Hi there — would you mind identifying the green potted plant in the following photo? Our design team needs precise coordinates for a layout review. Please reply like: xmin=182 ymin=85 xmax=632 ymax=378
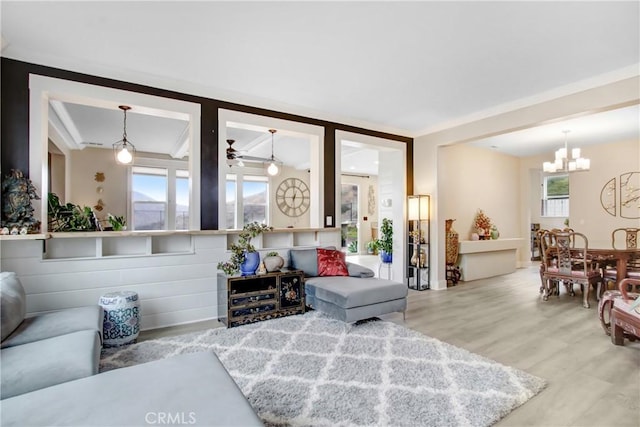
xmin=217 ymin=222 xmax=273 ymax=275
xmin=107 ymin=213 xmax=126 ymax=231
xmin=366 ymin=240 xmax=377 ymax=255
xmin=375 ymin=218 xmax=393 ymax=263
xmin=47 ymin=192 xmax=99 ymax=232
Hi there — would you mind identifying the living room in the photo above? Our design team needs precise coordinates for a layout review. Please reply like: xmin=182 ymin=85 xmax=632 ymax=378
xmin=1 ymin=2 xmax=639 ymax=427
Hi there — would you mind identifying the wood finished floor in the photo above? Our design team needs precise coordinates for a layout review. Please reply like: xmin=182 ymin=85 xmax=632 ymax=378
xmin=140 ymin=267 xmax=640 ymax=427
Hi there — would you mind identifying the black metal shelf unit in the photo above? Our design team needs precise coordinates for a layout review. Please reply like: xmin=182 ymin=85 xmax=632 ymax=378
xmin=407 ymin=195 xmax=430 ymax=291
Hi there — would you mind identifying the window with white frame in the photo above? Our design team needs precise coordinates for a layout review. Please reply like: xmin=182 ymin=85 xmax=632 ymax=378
xmin=541 ymin=174 xmax=569 ymax=217
xmin=226 ymin=173 xmax=269 ymax=227
xmin=131 ymin=164 xmax=189 ymax=230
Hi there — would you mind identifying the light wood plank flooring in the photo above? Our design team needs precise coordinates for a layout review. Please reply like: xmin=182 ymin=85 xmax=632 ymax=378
xmin=140 ymin=266 xmax=639 ymax=427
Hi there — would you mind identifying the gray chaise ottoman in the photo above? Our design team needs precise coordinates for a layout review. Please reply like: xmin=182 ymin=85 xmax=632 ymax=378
xmin=0 ymin=351 xmax=262 ymax=427
xmin=305 ymin=276 xmax=407 ymax=323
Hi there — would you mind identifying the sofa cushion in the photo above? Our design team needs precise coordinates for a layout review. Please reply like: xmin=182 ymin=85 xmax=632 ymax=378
xmin=0 ymin=329 xmax=101 ymax=399
xmin=306 ymin=276 xmax=408 ymax=309
xmin=0 ymin=351 xmax=263 ymax=426
xmin=0 ymin=272 xmax=26 ymax=342
xmin=290 ymin=248 xmax=318 ymax=277
xmin=1 ymin=305 xmax=104 ymax=348
xmin=317 ymin=248 xmax=349 ymax=277
xmin=346 ymin=262 xmax=375 ymax=278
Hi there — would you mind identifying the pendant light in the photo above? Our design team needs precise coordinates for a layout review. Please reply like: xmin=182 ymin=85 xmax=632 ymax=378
xmin=542 ymin=130 xmax=590 ymax=173
xmin=112 ymin=105 xmax=136 ymax=165
xmin=267 ymin=129 xmax=280 ymax=176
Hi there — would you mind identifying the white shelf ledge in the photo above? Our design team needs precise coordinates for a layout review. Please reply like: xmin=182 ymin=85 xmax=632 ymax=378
xmin=459 ymin=238 xmax=524 ymax=254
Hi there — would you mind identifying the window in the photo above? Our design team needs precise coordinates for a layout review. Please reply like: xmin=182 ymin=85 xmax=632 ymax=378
xmin=542 ymin=174 xmax=569 ymax=217
xmin=226 ymin=174 xmax=269 ymax=227
xmin=175 ymin=169 xmax=189 ymax=230
xmin=226 ymin=175 xmax=238 ymax=229
xmin=131 ymin=165 xmax=189 ymax=230
xmin=341 ymin=184 xmax=358 ymax=252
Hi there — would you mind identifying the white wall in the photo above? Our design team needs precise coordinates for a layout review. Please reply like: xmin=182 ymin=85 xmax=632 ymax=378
xmin=416 ymin=76 xmax=639 ymax=285
xmin=0 ymin=230 xmax=341 ymax=330
xmin=69 ymin=147 xmax=128 ymax=223
xmin=523 ymin=138 xmax=639 ymax=247
xmin=269 ymin=166 xmax=312 ymax=229
xmin=439 ymin=144 xmax=520 ymax=241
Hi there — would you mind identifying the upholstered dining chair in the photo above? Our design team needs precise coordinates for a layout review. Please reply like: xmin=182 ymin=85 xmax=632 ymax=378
xmin=601 ymin=228 xmax=640 ymax=293
xmin=539 ymin=228 xmax=578 ymax=300
xmin=537 ymin=229 xmax=551 ymax=295
xmin=598 ymin=278 xmax=640 ymax=336
xmin=611 ymin=227 xmax=639 ymax=250
xmin=541 ymin=230 xmax=602 ymax=308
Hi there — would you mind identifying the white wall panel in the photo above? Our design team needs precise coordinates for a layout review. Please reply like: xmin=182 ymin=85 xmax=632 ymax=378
xmin=1 ymin=229 xmax=339 ymax=331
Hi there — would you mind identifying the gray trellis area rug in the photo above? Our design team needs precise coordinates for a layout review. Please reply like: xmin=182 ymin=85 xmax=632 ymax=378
xmin=100 ymin=312 xmax=546 ymax=427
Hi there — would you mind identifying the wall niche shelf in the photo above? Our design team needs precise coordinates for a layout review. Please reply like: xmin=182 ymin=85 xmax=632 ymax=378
xmin=224 ymin=228 xmax=336 ymax=252
xmin=27 ymin=228 xmax=339 ymax=261
xmin=41 ymin=231 xmax=197 ymax=260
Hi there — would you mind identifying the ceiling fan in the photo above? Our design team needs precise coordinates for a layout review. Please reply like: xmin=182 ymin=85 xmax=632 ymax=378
xmin=225 ymin=138 xmax=279 ymax=164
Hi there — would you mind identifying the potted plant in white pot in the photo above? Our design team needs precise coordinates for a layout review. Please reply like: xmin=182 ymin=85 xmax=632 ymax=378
xmin=263 ymin=251 xmax=284 ymax=272
xmin=217 ymin=222 xmax=273 ymax=275
xmin=375 ymin=218 xmax=393 ymax=263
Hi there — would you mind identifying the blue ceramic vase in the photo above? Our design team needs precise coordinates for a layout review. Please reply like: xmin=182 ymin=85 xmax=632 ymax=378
xmin=240 ymin=251 xmax=260 ymax=275
xmin=380 ymin=250 xmax=393 ymax=264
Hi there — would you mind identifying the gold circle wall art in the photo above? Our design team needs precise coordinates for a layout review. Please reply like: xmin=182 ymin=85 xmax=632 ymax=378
xmin=600 ymin=171 xmax=640 ymax=219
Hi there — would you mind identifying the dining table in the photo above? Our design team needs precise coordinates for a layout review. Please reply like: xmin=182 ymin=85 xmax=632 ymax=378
xmin=576 ymin=241 xmax=640 ymax=289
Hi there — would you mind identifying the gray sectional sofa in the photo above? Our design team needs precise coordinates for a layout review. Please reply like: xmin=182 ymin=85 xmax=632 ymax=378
xmin=289 ymin=248 xmax=408 ymax=322
xmin=0 ymin=272 xmax=104 ymax=399
xmin=0 ymin=272 xmax=262 ymax=427
xmin=2 ymin=351 xmax=263 ymax=427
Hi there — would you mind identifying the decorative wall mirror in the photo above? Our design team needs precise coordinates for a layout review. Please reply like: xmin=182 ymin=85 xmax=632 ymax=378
xmin=29 ymin=75 xmax=201 ymax=232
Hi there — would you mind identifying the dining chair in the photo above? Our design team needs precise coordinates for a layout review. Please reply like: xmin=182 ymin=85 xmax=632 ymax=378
xmin=539 ymin=229 xmax=560 ymax=299
xmin=611 ymin=227 xmax=639 ymax=250
xmin=539 ymin=228 xmax=573 ymax=300
xmin=537 ymin=229 xmax=551 ymax=295
xmin=598 ymin=278 xmax=640 ymax=336
xmin=541 ymin=230 xmax=602 ymax=308
xmin=602 ymin=228 xmax=640 ymax=293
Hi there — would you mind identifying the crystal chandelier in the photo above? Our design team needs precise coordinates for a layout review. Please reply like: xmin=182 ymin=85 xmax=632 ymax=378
xmin=542 ymin=130 xmax=590 ymax=173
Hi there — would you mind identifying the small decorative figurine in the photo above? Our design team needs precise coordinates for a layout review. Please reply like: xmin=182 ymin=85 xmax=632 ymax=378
xmin=256 ymin=261 xmax=267 ymax=275
xmin=1 ymin=169 xmax=41 ymax=234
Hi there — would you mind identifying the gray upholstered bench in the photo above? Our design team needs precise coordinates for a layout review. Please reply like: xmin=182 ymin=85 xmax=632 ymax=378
xmin=0 ymin=351 xmax=262 ymax=426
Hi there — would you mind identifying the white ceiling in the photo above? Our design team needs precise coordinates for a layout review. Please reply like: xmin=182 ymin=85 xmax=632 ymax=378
xmin=468 ymin=103 xmax=640 ymax=157
xmin=3 ymin=2 xmax=640 ymax=169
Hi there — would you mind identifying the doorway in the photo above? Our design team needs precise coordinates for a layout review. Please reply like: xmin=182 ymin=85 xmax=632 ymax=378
xmin=336 ymin=131 xmax=407 ymax=281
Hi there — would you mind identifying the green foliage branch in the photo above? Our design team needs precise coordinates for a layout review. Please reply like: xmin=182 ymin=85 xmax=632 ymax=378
xmin=217 ymin=221 xmax=273 ymax=275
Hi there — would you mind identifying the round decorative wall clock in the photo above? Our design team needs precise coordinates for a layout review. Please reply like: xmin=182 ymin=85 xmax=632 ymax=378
xmin=276 ymin=178 xmax=310 ymax=217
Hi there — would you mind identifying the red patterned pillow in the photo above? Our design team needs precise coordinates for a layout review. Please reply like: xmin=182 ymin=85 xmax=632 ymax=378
xmin=317 ymin=248 xmax=349 ymax=277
